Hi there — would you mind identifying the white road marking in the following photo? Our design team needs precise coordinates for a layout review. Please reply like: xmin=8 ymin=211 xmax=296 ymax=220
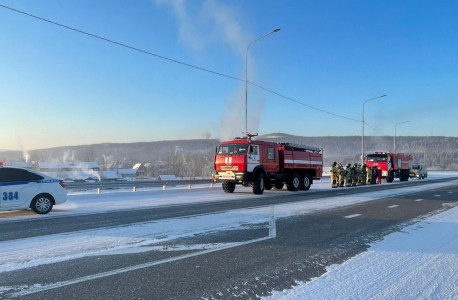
xmin=448 ymin=192 xmax=453 ymax=194
xmin=388 ymin=205 xmax=399 ymax=208
xmin=414 ymin=199 xmax=423 ymax=202
xmin=434 ymin=195 xmax=441 ymax=197
xmin=344 ymin=214 xmax=362 ymax=218
xmin=10 ymin=218 xmax=277 ymax=298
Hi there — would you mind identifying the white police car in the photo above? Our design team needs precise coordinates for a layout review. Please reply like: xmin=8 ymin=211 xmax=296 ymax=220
xmin=0 ymin=163 xmax=67 ymax=214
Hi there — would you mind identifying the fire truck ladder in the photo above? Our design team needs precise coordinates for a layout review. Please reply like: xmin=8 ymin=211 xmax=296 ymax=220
xmin=278 ymin=143 xmax=321 ymax=153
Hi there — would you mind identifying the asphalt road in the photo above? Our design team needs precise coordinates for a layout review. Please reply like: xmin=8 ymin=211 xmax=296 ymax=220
xmin=1 ymin=177 xmax=457 ymax=299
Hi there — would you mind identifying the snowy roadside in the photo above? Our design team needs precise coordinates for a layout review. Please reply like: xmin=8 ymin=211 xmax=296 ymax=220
xmin=265 ymin=194 xmax=458 ymax=299
xmin=0 ymin=171 xmax=456 ymax=223
xmin=0 ymin=179 xmax=456 ymax=274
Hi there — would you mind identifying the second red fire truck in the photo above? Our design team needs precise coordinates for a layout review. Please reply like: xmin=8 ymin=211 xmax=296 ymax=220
xmin=365 ymin=151 xmax=413 ymax=182
xmin=212 ymin=134 xmax=323 ymax=195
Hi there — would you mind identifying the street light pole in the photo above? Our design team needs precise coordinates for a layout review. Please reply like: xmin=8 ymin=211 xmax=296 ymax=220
xmin=362 ymin=95 xmax=386 ymax=164
xmin=424 ymin=132 xmax=433 ymax=165
xmin=394 ymin=121 xmax=410 ymax=153
xmin=245 ymin=28 xmax=281 ymax=133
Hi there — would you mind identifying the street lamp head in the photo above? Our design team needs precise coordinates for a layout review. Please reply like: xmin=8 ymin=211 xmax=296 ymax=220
xmin=273 ymin=28 xmax=281 ymax=32
xmin=381 ymin=95 xmax=386 ymax=97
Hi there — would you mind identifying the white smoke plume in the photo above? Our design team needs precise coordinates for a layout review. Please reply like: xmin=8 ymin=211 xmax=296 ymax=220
xmin=17 ymin=139 xmax=30 ymax=162
xmin=155 ymin=0 xmax=264 ymax=140
xmin=63 ymin=150 xmax=75 ymax=163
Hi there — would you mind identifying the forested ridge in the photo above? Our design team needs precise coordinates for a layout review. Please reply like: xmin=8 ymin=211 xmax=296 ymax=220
xmin=1 ymin=133 xmax=457 ymax=171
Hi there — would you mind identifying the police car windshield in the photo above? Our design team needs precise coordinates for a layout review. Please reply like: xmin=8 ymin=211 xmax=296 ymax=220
xmin=218 ymin=143 xmax=248 ymax=155
xmin=366 ymin=155 xmax=387 ymax=162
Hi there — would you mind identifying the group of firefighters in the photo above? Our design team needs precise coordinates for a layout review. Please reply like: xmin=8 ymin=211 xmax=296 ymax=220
xmin=330 ymin=162 xmax=382 ymax=188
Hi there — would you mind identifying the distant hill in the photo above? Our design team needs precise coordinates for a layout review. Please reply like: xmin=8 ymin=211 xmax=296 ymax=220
xmin=1 ymin=134 xmax=457 ymax=170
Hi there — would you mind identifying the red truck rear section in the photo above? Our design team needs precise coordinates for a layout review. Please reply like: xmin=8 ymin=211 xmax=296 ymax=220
xmin=365 ymin=151 xmax=413 ymax=182
xmin=213 ymin=136 xmax=323 ymax=195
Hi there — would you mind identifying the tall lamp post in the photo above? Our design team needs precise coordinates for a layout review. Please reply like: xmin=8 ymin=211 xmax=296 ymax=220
xmin=245 ymin=28 xmax=281 ymax=133
xmin=394 ymin=121 xmax=410 ymax=153
xmin=424 ymin=132 xmax=433 ymax=165
xmin=362 ymin=95 xmax=386 ymax=164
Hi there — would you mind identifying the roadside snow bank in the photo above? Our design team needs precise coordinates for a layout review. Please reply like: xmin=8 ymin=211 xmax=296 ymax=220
xmin=265 ymin=202 xmax=458 ymax=299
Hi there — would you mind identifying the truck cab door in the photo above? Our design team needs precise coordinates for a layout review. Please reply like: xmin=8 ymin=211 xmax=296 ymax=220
xmin=247 ymin=145 xmax=260 ymax=172
xmin=263 ymin=147 xmax=278 ymax=173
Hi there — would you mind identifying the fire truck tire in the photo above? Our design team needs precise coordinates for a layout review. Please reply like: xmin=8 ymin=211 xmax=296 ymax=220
xmin=301 ymin=174 xmax=312 ymax=190
xmin=287 ymin=173 xmax=301 ymax=191
xmin=386 ymin=171 xmax=394 ymax=183
xmin=274 ymin=183 xmax=284 ymax=190
xmin=222 ymin=181 xmax=236 ymax=193
xmin=265 ymin=181 xmax=273 ymax=190
xmin=252 ymin=173 xmax=265 ymax=195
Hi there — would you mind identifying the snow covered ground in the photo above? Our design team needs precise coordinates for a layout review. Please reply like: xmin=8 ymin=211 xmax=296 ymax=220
xmin=265 ymin=202 xmax=458 ymax=300
xmin=1 ymin=173 xmax=456 ymax=275
xmin=1 ymin=172 xmax=457 ymax=298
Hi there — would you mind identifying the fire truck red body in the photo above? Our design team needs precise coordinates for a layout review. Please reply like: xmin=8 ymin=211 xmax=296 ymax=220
xmin=365 ymin=151 xmax=413 ymax=182
xmin=212 ymin=136 xmax=323 ymax=194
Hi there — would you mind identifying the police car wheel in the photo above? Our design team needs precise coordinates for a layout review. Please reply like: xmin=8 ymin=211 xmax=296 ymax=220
xmin=31 ymin=195 xmax=54 ymax=214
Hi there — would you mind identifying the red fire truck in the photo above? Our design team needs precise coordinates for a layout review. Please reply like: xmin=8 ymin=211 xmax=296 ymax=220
xmin=212 ymin=135 xmax=323 ymax=195
xmin=365 ymin=151 xmax=413 ymax=182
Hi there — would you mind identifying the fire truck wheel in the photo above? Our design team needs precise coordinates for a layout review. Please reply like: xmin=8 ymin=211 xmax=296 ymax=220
xmin=301 ymin=174 xmax=312 ymax=190
xmin=274 ymin=183 xmax=284 ymax=190
xmin=252 ymin=173 xmax=265 ymax=195
xmin=287 ymin=173 xmax=301 ymax=191
xmin=265 ymin=181 xmax=273 ymax=190
xmin=400 ymin=170 xmax=406 ymax=181
xmin=222 ymin=181 xmax=236 ymax=193
xmin=386 ymin=171 xmax=394 ymax=183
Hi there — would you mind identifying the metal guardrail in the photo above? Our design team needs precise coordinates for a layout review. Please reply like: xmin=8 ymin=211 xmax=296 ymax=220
xmin=65 ymin=177 xmax=330 ymax=193
xmin=65 ymin=179 xmax=216 ymax=191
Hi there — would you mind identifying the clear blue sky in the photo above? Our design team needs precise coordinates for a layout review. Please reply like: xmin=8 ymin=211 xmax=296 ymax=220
xmin=1 ymin=0 xmax=457 ymax=150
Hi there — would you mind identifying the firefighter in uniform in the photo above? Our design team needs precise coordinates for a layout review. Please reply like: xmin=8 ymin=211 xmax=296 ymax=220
xmin=371 ymin=164 xmax=378 ymax=184
xmin=338 ymin=163 xmax=345 ymax=187
xmin=352 ymin=163 xmax=358 ymax=186
xmin=361 ymin=164 xmax=367 ymax=185
xmin=355 ymin=164 xmax=361 ymax=186
xmin=366 ymin=166 xmax=372 ymax=184
xmin=331 ymin=162 xmax=338 ymax=188
xmin=345 ymin=164 xmax=352 ymax=187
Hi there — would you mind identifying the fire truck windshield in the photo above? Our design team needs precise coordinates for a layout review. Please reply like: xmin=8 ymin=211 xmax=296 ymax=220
xmin=366 ymin=155 xmax=388 ymax=162
xmin=218 ymin=143 xmax=248 ymax=155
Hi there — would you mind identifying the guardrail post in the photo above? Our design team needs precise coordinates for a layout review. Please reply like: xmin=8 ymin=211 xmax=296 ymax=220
xmin=211 ymin=183 xmax=214 ymax=187
xmin=188 ymin=184 xmax=192 ymax=189
xmin=97 ymin=188 xmax=101 ymax=194
xmin=163 ymin=185 xmax=166 ymax=190
xmin=133 ymin=186 xmax=137 ymax=192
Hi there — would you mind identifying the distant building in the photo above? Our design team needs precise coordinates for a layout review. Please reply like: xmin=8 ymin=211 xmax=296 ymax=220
xmin=132 ymin=163 xmax=146 ymax=177
xmin=116 ymin=169 xmax=137 ymax=179
xmin=35 ymin=162 xmax=72 ymax=172
xmin=68 ymin=162 xmax=100 ymax=171
xmin=5 ymin=162 xmax=33 ymax=169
